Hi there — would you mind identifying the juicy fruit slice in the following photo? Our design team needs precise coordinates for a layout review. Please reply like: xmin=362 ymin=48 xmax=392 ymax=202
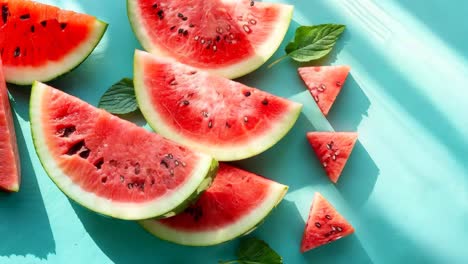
xmin=301 ymin=193 xmax=354 ymax=252
xmin=0 ymin=0 xmax=107 ymax=85
xmin=306 ymin=132 xmax=357 ymax=183
xmin=127 ymin=0 xmax=293 ymax=79
xmin=140 ymin=163 xmax=288 ymax=246
xmin=298 ymin=66 xmax=350 ymax=116
xmin=134 ymin=50 xmax=302 ymax=161
xmin=0 ymin=61 xmax=20 ymax=191
xmin=30 ymin=82 xmax=218 ymax=220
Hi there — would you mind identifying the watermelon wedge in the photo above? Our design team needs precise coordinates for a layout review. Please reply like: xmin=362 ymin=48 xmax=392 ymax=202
xmin=134 ymin=50 xmax=302 ymax=161
xmin=127 ymin=0 xmax=293 ymax=79
xmin=140 ymin=163 xmax=288 ymax=246
xmin=298 ymin=66 xmax=350 ymax=116
xmin=30 ymin=82 xmax=218 ymax=220
xmin=0 ymin=60 xmax=20 ymax=191
xmin=306 ymin=132 xmax=357 ymax=183
xmin=301 ymin=193 xmax=354 ymax=252
xmin=0 ymin=0 xmax=107 ymax=85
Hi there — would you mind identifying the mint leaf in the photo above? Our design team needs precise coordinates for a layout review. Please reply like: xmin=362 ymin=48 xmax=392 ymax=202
xmin=268 ymin=24 xmax=345 ymax=68
xmin=98 ymin=78 xmax=138 ymax=114
xmin=219 ymin=238 xmax=282 ymax=264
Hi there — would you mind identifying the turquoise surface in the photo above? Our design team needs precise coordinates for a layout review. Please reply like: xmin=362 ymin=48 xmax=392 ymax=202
xmin=2 ymin=0 xmax=468 ymax=263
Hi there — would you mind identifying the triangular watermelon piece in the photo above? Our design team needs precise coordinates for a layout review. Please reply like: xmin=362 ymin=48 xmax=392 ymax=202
xmin=301 ymin=193 xmax=354 ymax=253
xmin=0 ymin=60 xmax=20 ymax=191
xmin=306 ymin=132 xmax=357 ymax=183
xmin=298 ymin=66 xmax=350 ymax=116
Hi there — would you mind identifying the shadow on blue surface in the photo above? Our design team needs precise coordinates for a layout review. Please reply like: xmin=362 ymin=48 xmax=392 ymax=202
xmin=70 ymin=202 xmax=237 ymax=264
xmin=337 ymin=141 xmax=379 ymax=208
xmin=0 ymin=89 xmax=55 ymax=259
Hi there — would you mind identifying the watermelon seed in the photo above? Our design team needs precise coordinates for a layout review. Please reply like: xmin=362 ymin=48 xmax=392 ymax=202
xmin=216 ymin=35 xmax=221 ymax=42
xmin=243 ymin=25 xmax=252 ymax=33
xmin=262 ymin=99 xmax=269 ymax=105
xmin=127 ymin=183 xmax=134 ymax=189
xmin=174 ymin=160 xmax=180 ymax=166
xmin=216 ymin=27 xmax=223 ymax=34
xmin=94 ymin=158 xmax=104 ymax=170
xmin=161 ymin=160 xmax=169 ymax=168
xmin=167 ymin=153 xmax=174 ymax=159
xmin=189 ymin=23 xmax=194 ymax=28
xmin=79 ymin=148 xmax=90 ymax=159
xmin=201 ymin=38 xmax=205 ymax=44
xmin=13 ymin=47 xmax=20 ymax=58
xmin=326 ymin=141 xmax=334 ymax=150
xmin=181 ymin=161 xmax=186 ymax=167
xmin=58 ymin=126 xmax=76 ymax=137
xmin=250 ymin=0 xmax=255 ymax=6
xmin=120 ymin=175 xmax=125 ymax=182
xmin=170 ymin=25 xmax=176 ymax=31
xmin=225 ymin=122 xmax=231 ymax=128
xmin=177 ymin=13 xmax=184 ymax=18
xmin=336 ymin=226 xmax=343 ymax=232
xmin=152 ymin=3 xmax=158 ymax=8
xmin=332 ymin=155 xmax=337 ymax=161
xmin=30 ymin=25 xmax=35 ymax=32
xmin=194 ymin=35 xmax=199 ymax=41
xmin=320 ymin=84 xmax=326 ymax=90
xmin=229 ymin=33 xmax=234 ymax=39
xmin=315 ymin=222 xmax=322 ymax=228
xmin=202 ymin=111 xmax=209 ymax=118
xmin=212 ymin=45 xmax=217 ymax=51
xmin=1 ymin=4 xmax=8 ymax=24
xmin=151 ymin=177 xmax=155 ymax=185
xmin=101 ymin=177 xmax=107 ymax=183
xmin=244 ymin=116 xmax=249 ymax=123
xmin=336 ymin=81 xmax=342 ymax=87
xmin=243 ymin=91 xmax=251 ymax=97
xmin=182 ymin=100 xmax=190 ymax=106
xmin=178 ymin=28 xmax=184 ymax=34
xmin=170 ymin=169 xmax=174 ymax=176
xmin=157 ymin=10 xmax=164 ymax=19
xmin=66 ymin=140 xmax=86 ymax=156
xmin=134 ymin=163 xmax=141 ymax=174
xmin=19 ymin=14 xmax=30 ymax=20
xmin=334 ymin=150 xmax=340 ymax=156
xmin=183 ymin=30 xmax=188 ymax=36
xmin=322 ymin=162 xmax=328 ymax=168
xmin=208 ymin=120 xmax=213 ymax=128
xmin=182 ymin=17 xmax=188 ymax=21
xmin=60 ymin=23 xmax=67 ymax=30
xmin=325 ymin=214 xmax=332 ymax=220
xmin=169 ymin=79 xmax=177 ymax=85
xmin=249 ymin=19 xmax=257 ymax=25
xmin=331 ymin=226 xmax=337 ymax=231
xmin=40 ymin=20 xmax=47 ymax=27
xmin=189 ymin=70 xmax=197 ymax=75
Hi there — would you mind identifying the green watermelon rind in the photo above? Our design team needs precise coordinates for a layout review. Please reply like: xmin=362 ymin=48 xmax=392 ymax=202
xmin=29 ymin=81 xmax=219 ymax=220
xmin=126 ymin=0 xmax=293 ymax=79
xmin=4 ymin=19 xmax=108 ymax=85
xmin=138 ymin=183 xmax=288 ymax=246
xmin=133 ymin=50 xmax=303 ymax=161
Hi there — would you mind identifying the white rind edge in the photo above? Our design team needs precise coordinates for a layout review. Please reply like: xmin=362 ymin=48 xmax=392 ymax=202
xmin=139 ymin=181 xmax=288 ymax=246
xmin=134 ymin=50 xmax=303 ymax=162
xmin=127 ymin=0 xmax=293 ymax=79
xmin=4 ymin=19 xmax=107 ymax=85
xmin=30 ymin=82 xmax=215 ymax=220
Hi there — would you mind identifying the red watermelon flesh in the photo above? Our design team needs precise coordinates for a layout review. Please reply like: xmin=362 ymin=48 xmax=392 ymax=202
xmin=0 ymin=0 xmax=107 ymax=84
xmin=140 ymin=163 xmax=288 ymax=246
xmin=0 ymin=60 xmax=20 ymax=191
xmin=306 ymin=132 xmax=357 ymax=183
xmin=134 ymin=51 xmax=302 ymax=161
xmin=298 ymin=66 xmax=350 ymax=116
xmin=301 ymin=193 xmax=354 ymax=252
xmin=128 ymin=0 xmax=293 ymax=79
xmin=30 ymin=82 xmax=218 ymax=220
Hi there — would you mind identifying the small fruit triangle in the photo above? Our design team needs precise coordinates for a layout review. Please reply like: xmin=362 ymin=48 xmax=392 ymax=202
xmin=301 ymin=193 xmax=354 ymax=252
xmin=298 ymin=66 xmax=350 ymax=116
xmin=306 ymin=132 xmax=357 ymax=183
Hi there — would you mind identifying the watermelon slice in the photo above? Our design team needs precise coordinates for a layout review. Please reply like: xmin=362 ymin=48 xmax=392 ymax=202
xmin=0 ymin=0 xmax=108 ymax=85
xmin=127 ymin=0 xmax=293 ymax=79
xmin=134 ymin=50 xmax=302 ymax=161
xmin=0 ymin=60 xmax=20 ymax=191
xmin=30 ymin=82 xmax=218 ymax=220
xmin=306 ymin=132 xmax=357 ymax=183
xmin=140 ymin=163 xmax=288 ymax=246
xmin=301 ymin=193 xmax=354 ymax=252
xmin=298 ymin=66 xmax=350 ymax=116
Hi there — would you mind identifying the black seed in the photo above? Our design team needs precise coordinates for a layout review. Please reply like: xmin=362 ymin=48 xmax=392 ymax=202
xmin=174 ymin=160 xmax=180 ymax=166
xmin=225 ymin=122 xmax=231 ymax=128
xmin=336 ymin=226 xmax=343 ymax=232
xmin=250 ymin=0 xmax=255 ymax=6
xmin=183 ymin=30 xmax=188 ymax=36
xmin=243 ymin=91 xmax=251 ymax=97
xmin=177 ymin=13 xmax=184 ymax=18
xmin=170 ymin=25 xmax=176 ymax=31
xmin=182 ymin=17 xmax=187 ymax=21
xmin=325 ymin=214 xmax=332 ymax=220
xmin=60 ymin=23 xmax=67 ymax=30
xmin=202 ymin=111 xmax=209 ymax=118
xmin=336 ymin=81 xmax=342 ymax=87
xmin=189 ymin=23 xmax=194 ymax=27
xmin=30 ymin=25 xmax=35 ymax=32
xmin=120 ymin=175 xmax=125 ymax=182
xmin=182 ymin=100 xmax=190 ymax=106
xmin=170 ymin=169 xmax=174 ymax=176
xmin=315 ymin=222 xmax=321 ymax=228
xmin=79 ymin=148 xmax=90 ymax=159
xmin=40 ymin=20 xmax=47 ymax=27
xmin=13 ymin=47 xmax=20 ymax=58
xmin=189 ymin=70 xmax=197 ymax=75
xmin=167 ymin=153 xmax=174 ymax=159
xmin=2 ymin=4 xmax=8 ymax=24
xmin=208 ymin=120 xmax=213 ymax=128
xmin=152 ymin=3 xmax=158 ymax=8
xmin=160 ymin=160 xmax=169 ymax=168
xmin=94 ymin=158 xmax=104 ymax=170
xmin=58 ymin=126 xmax=76 ymax=137
xmin=127 ymin=183 xmax=134 ymax=189
xmin=66 ymin=140 xmax=86 ymax=156
xmin=19 ymin=14 xmax=30 ymax=20
xmin=216 ymin=35 xmax=221 ymax=42
xmin=134 ymin=163 xmax=141 ymax=174
xmin=157 ymin=10 xmax=164 ymax=19
xmin=101 ymin=177 xmax=107 ymax=183
xmin=178 ymin=28 xmax=184 ymax=34
xmin=262 ymin=98 xmax=269 ymax=105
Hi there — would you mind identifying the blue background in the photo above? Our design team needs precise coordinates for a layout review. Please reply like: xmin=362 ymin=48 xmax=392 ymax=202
xmin=2 ymin=0 xmax=468 ymax=263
